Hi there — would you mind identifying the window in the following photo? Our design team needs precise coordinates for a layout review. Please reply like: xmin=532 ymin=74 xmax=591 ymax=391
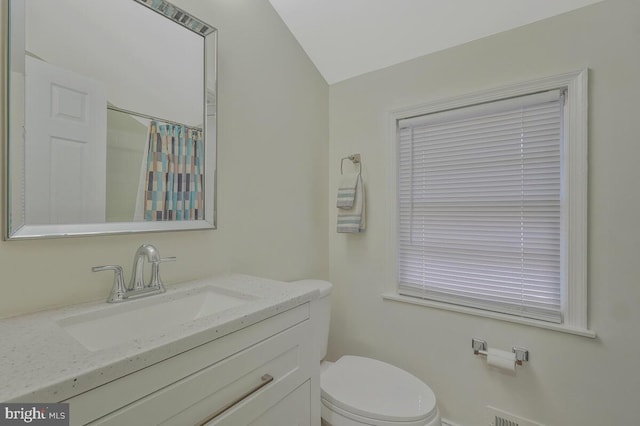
xmin=388 ymin=71 xmax=589 ymax=334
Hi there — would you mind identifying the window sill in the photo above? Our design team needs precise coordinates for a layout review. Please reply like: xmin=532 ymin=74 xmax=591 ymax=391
xmin=381 ymin=292 xmax=596 ymax=338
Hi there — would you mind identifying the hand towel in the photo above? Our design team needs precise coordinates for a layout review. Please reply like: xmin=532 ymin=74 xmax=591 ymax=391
xmin=336 ymin=173 xmax=359 ymax=208
xmin=337 ymin=174 xmax=366 ymax=233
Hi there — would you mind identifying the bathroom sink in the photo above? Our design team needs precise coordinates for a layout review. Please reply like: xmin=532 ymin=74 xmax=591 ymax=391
xmin=57 ymin=286 xmax=256 ymax=351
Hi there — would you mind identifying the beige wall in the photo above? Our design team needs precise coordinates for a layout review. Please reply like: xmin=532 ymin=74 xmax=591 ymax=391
xmin=0 ymin=0 xmax=329 ymax=318
xmin=328 ymin=1 xmax=640 ymax=425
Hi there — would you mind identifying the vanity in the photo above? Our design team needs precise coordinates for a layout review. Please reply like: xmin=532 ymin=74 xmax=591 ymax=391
xmin=0 ymin=275 xmax=321 ymax=425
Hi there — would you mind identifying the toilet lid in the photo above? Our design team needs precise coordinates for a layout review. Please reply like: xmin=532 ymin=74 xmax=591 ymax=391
xmin=320 ymin=356 xmax=437 ymax=423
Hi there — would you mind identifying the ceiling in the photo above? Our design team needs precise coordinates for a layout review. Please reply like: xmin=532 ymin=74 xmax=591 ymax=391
xmin=268 ymin=0 xmax=604 ymax=84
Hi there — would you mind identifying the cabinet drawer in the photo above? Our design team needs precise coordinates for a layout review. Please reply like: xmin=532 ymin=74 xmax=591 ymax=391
xmin=89 ymin=318 xmax=312 ymax=425
xmin=65 ymin=304 xmax=309 ymax=425
xmin=216 ymin=380 xmax=311 ymax=426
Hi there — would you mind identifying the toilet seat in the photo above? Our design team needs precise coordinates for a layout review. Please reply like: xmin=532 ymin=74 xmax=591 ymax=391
xmin=321 ymin=356 xmax=438 ymax=424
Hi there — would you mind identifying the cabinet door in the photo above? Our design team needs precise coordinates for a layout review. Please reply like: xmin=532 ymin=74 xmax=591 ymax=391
xmin=211 ymin=381 xmax=311 ymax=426
xmin=248 ymin=381 xmax=311 ymax=426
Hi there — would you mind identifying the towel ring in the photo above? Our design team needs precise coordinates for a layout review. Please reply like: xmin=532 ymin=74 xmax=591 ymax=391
xmin=341 ymin=154 xmax=361 ymax=176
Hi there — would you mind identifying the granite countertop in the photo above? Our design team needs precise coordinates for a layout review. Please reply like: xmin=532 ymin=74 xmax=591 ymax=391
xmin=0 ymin=274 xmax=318 ymax=403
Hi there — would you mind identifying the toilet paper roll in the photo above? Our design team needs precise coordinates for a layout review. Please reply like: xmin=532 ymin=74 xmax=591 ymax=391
xmin=486 ymin=348 xmax=516 ymax=371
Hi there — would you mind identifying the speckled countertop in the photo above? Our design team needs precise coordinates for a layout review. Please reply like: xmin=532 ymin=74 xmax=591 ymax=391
xmin=0 ymin=274 xmax=318 ymax=403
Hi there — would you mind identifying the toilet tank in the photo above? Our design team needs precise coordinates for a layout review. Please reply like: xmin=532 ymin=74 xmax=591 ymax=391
xmin=291 ymin=279 xmax=332 ymax=362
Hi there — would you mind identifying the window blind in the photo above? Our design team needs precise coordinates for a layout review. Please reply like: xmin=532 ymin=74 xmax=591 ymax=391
xmin=397 ymin=90 xmax=564 ymax=323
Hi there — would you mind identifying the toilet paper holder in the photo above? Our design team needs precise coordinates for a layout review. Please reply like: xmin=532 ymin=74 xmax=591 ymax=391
xmin=472 ymin=338 xmax=529 ymax=366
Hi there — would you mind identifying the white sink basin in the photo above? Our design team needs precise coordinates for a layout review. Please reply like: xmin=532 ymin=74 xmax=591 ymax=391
xmin=58 ymin=286 xmax=256 ymax=351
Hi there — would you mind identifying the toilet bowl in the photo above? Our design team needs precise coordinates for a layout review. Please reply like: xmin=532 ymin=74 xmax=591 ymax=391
xmin=321 ymin=356 xmax=440 ymax=426
xmin=293 ymin=280 xmax=441 ymax=426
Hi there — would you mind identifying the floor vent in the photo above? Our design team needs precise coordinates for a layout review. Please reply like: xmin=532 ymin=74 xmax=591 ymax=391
xmin=487 ymin=406 xmax=545 ymax=426
xmin=494 ymin=416 xmax=519 ymax=426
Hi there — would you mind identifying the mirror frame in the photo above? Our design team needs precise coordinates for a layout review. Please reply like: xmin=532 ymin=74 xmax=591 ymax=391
xmin=3 ymin=0 xmax=217 ymax=240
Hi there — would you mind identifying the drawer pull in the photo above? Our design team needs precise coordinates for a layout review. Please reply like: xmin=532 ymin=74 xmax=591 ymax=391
xmin=195 ymin=374 xmax=274 ymax=425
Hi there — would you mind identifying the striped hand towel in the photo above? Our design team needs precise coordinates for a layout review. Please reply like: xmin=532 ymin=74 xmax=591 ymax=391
xmin=337 ymin=174 xmax=366 ymax=233
xmin=336 ymin=173 xmax=359 ymax=208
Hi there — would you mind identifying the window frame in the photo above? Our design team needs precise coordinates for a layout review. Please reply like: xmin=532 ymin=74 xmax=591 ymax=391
xmin=383 ymin=70 xmax=593 ymax=337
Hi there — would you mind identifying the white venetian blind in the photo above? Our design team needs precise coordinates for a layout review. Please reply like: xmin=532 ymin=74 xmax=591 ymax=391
xmin=397 ymin=90 xmax=564 ymax=323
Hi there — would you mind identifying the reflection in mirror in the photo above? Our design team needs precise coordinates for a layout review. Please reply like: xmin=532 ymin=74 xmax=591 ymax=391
xmin=5 ymin=0 xmax=217 ymax=239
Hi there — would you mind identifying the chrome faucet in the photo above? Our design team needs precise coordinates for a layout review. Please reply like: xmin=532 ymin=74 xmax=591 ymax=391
xmin=92 ymin=244 xmax=175 ymax=303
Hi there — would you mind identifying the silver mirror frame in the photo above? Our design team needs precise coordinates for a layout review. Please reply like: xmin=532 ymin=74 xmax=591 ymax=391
xmin=3 ymin=0 xmax=217 ymax=239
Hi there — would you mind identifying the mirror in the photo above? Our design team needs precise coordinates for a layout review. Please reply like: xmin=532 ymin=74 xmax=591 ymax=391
xmin=5 ymin=0 xmax=217 ymax=239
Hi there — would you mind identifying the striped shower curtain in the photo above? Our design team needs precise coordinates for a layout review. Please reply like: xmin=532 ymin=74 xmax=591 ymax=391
xmin=144 ymin=121 xmax=204 ymax=221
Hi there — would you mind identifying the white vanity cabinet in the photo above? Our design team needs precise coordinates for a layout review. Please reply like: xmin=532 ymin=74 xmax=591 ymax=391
xmin=63 ymin=303 xmax=317 ymax=426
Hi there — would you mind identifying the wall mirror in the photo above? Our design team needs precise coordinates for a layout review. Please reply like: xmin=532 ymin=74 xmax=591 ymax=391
xmin=4 ymin=0 xmax=217 ymax=239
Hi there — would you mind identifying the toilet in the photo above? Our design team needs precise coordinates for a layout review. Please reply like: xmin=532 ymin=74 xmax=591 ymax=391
xmin=294 ymin=280 xmax=441 ymax=426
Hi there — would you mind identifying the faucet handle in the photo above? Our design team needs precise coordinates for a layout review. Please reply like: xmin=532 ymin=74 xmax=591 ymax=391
xmin=148 ymin=256 xmax=176 ymax=291
xmin=92 ymin=265 xmax=127 ymax=303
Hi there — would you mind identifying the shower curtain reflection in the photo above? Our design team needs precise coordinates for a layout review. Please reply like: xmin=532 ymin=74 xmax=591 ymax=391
xmin=144 ymin=121 xmax=204 ymax=221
